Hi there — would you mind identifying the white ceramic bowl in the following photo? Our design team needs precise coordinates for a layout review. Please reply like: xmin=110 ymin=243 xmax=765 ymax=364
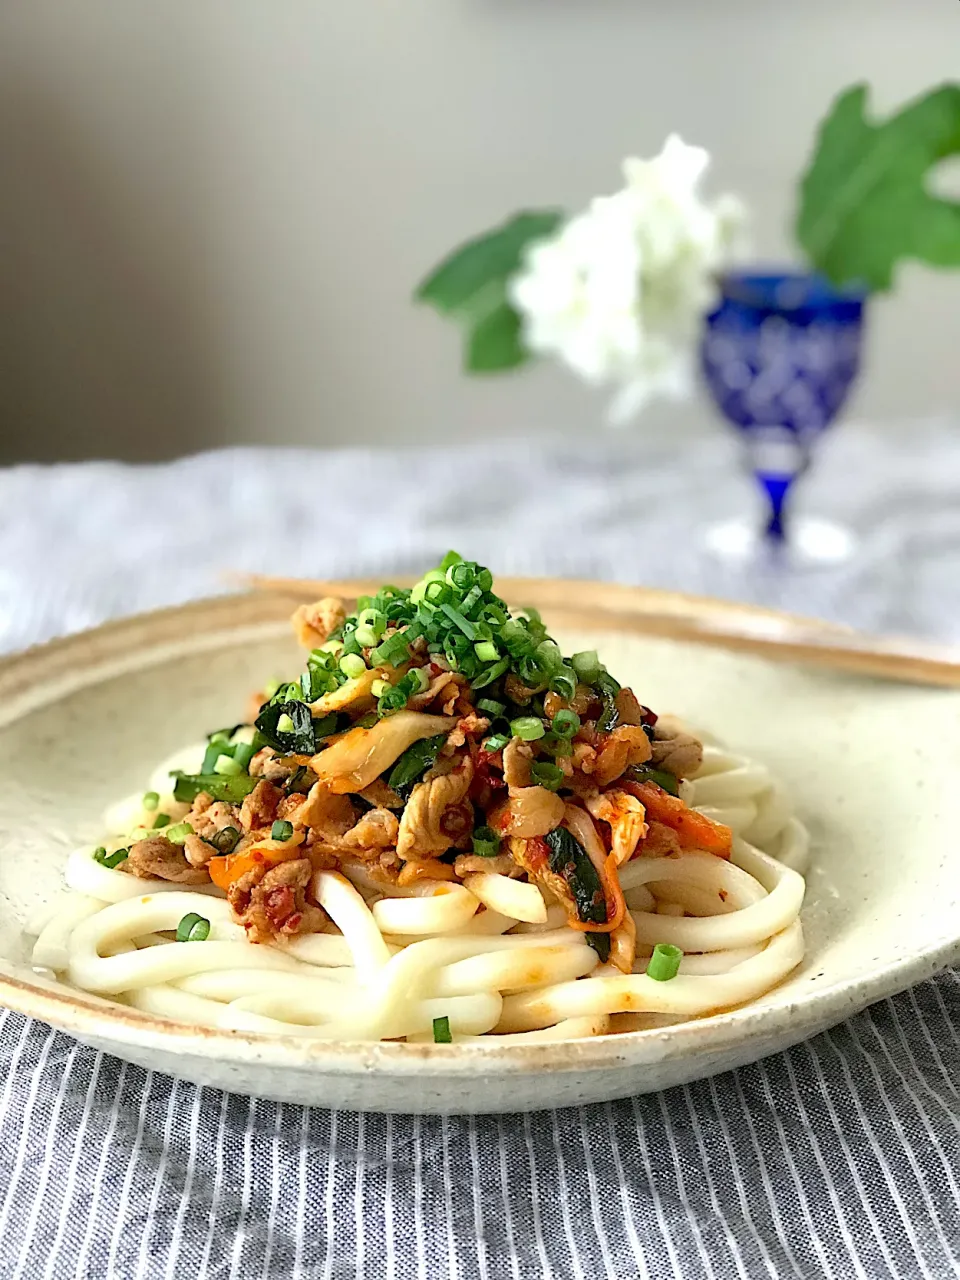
xmin=0 ymin=590 xmax=957 ymax=1115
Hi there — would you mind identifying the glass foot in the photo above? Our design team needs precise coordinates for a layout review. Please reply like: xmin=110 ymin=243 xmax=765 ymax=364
xmin=703 ymin=516 xmax=857 ymax=567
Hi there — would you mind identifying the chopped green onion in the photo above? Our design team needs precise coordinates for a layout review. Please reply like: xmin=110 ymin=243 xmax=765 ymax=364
xmin=446 ymin=561 xmax=477 ymax=592
xmin=152 ymin=812 xmax=171 ymax=829
xmin=510 ymin=716 xmax=545 ymax=742
xmin=214 ymin=753 xmax=243 ymax=776
xmin=440 ymin=550 xmax=463 ymax=572
xmin=371 ymin=632 xmax=411 ymax=666
xmin=275 ymin=713 xmax=296 ymax=735
xmin=482 ymin=733 xmax=510 ymax=753
xmin=233 ymin=742 xmax=257 ymax=771
xmin=142 ymin=791 xmax=160 ymax=812
xmin=461 ymin=584 xmax=484 ymax=617
xmin=212 ymin=826 xmax=241 ymax=854
xmin=432 ymin=1015 xmax=453 ymax=1044
xmin=93 ymin=845 xmax=129 ymax=869
xmin=423 ymin=579 xmax=453 ymax=607
xmin=355 ymin=607 xmax=388 ymax=648
xmin=474 ymin=641 xmax=500 ymax=663
xmin=536 ymin=640 xmax=563 ymax=672
xmin=378 ymin=685 xmax=409 ymax=715
xmin=271 ymin=819 xmax=294 ymax=842
xmin=477 ymin=697 xmax=505 ymax=716
xmin=571 ymin=650 xmax=601 ymax=682
xmin=317 ymin=639 xmax=343 ymax=656
xmin=176 ymin=912 xmax=211 ymax=943
xmin=165 ymin=822 xmax=193 ymax=845
xmin=440 ymin=602 xmax=476 ymax=641
xmin=339 ymin=653 xmax=367 ymax=679
xmin=370 ymin=678 xmax=390 ymax=697
xmin=472 ymin=826 xmax=501 ymax=857
xmin=541 ymin=732 xmax=572 ymax=758
xmin=647 ymin=942 xmax=683 ymax=982
xmin=552 ymin=710 xmax=581 ymax=739
xmin=549 ymin=668 xmax=577 ymax=701
xmin=201 ymin=741 xmax=228 ymax=774
xmin=405 ymin=667 xmax=430 ymax=694
xmin=263 ymin=678 xmax=282 ymax=699
xmin=470 ymin=657 xmax=510 ymax=690
xmin=530 ymin=761 xmax=564 ymax=791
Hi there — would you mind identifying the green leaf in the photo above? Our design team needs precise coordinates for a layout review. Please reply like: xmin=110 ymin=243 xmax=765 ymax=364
xmin=387 ymin=734 xmax=448 ymax=801
xmin=466 ymin=298 xmax=528 ymax=372
xmin=416 ymin=209 xmax=563 ymax=373
xmin=797 ymin=82 xmax=960 ymax=291
xmin=416 ymin=210 xmax=563 ymax=315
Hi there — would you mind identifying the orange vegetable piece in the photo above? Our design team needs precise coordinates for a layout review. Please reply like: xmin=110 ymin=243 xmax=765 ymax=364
xmin=207 ymin=846 xmax=290 ymax=891
xmin=621 ymin=780 xmax=732 ymax=858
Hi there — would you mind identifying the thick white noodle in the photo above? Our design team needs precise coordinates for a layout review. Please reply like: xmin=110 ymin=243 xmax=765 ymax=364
xmin=41 ymin=726 xmax=809 ymax=1041
xmin=495 ymin=920 xmax=804 ymax=1032
xmin=461 ymin=873 xmax=548 ymax=924
xmin=310 ymin=871 xmax=392 ymax=976
xmin=371 ymin=883 xmax=479 ymax=935
xmin=31 ymin=896 xmax=103 ymax=971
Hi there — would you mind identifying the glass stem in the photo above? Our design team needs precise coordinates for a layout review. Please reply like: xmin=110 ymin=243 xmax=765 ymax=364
xmin=761 ymin=477 xmax=791 ymax=545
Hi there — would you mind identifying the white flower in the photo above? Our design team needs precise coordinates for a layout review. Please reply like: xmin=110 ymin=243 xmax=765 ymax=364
xmin=508 ymin=134 xmax=746 ymax=423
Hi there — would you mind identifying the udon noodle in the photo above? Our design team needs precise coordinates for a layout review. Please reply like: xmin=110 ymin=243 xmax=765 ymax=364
xmin=26 ymin=556 xmax=807 ymax=1043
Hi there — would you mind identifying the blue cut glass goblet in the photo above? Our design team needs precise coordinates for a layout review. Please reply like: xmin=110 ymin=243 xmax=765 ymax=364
xmin=700 ymin=270 xmax=866 ymax=565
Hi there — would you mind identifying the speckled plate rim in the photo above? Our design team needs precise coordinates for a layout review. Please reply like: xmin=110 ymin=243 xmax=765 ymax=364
xmin=0 ymin=587 xmax=958 ymax=1079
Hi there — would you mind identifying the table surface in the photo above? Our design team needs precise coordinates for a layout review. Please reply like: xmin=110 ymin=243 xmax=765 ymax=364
xmin=0 ymin=424 xmax=958 ymax=1279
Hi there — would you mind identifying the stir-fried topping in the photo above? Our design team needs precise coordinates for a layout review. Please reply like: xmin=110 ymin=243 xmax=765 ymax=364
xmin=128 ymin=553 xmax=733 ymax=961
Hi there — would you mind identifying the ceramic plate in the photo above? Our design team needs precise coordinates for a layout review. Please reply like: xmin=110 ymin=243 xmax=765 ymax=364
xmin=0 ymin=588 xmax=956 ymax=1115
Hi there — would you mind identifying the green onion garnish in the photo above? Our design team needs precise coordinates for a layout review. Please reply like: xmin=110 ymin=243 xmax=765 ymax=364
xmin=176 ymin=912 xmax=211 ymax=943
xmin=482 ymin=733 xmax=510 ymax=753
xmin=93 ymin=846 xmax=129 ymax=869
xmin=432 ymin=1015 xmax=453 ymax=1044
xmin=201 ymin=741 xmax=228 ymax=774
xmin=370 ymin=678 xmax=390 ymax=698
xmin=405 ymin=667 xmax=430 ymax=694
xmin=541 ymin=731 xmax=573 ymax=758
xmin=214 ymin=754 xmax=243 ymax=777
xmin=152 ymin=812 xmax=171 ymax=829
xmin=549 ymin=668 xmax=577 ymax=701
xmin=339 ymin=653 xmax=367 ymax=679
xmin=165 ymin=822 xmax=193 ymax=845
xmin=275 ymin=713 xmax=296 ymax=735
xmin=474 ymin=640 xmax=500 ymax=663
xmin=142 ymin=791 xmax=160 ymax=812
xmin=271 ymin=819 xmax=294 ymax=842
xmin=647 ymin=943 xmax=683 ymax=982
xmin=552 ymin=709 xmax=581 ymax=739
xmin=476 ymin=697 xmax=505 ymax=716
xmin=232 ymin=742 xmax=257 ymax=771
xmin=471 ymin=826 xmax=501 ymax=857
xmin=378 ymin=685 xmax=409 ymax=715
xmin=530 ymin=761 xmax=564 ymax=792
xmin=371 ymin=632 xmax=411 ymax=667
xmin=470 ymin=657 xmax=510 ymax=690
xmin=571 ymin=650 xmax=601 ymax=682
xmin=510 ymin=716 xmax=545 ymax=742
xmin=213 ymin=826 xmax=241 ymax=854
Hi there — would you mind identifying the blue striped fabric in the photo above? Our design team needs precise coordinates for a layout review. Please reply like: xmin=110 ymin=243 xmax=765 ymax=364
xmin=1 ymin=980 xmax=959 ymax=1278
xmin=1 ymin=433 xmax=959 ymax=1278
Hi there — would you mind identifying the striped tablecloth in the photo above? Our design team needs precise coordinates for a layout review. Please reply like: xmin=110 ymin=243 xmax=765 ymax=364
xmin=1 ymin=425 xmax=958 ymax=1279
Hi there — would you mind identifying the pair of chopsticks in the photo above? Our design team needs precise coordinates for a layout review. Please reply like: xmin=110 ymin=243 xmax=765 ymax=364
xmin=240 ymin=574 xmax=960 ymax=691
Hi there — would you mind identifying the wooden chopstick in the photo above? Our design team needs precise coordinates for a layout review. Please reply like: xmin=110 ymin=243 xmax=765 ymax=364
xmin=238 ymin=573 xmax=960 ymax=690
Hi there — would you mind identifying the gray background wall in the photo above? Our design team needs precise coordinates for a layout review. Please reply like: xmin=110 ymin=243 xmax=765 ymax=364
xmin=0 ymin=0 xmax=956 ymax=463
